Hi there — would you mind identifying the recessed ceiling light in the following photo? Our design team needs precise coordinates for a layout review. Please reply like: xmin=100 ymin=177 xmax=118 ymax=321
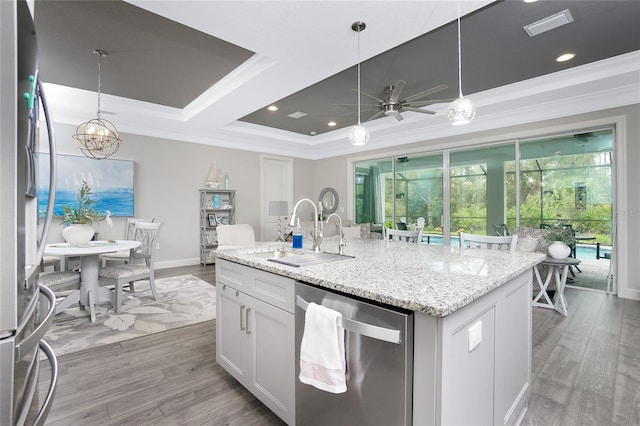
xmin=267 ymin=105 xmax=278 ymax=111
xmin=523 ymin=9 xmax=573 ymax=37
xmin=310 ymin=131 xmax=317 ymax=136
xmin=523 ymin=0 xmax=539 ymax=3
xmin=556 ymin=52 xmax=576 ymax=62
xmin=328 ymin=121 xmax=336 ymax=127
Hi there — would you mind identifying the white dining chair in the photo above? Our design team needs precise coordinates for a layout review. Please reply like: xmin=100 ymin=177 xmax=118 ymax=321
xmin=459 ymin=232 xmax=518 ymax=254
xmin=102 ymin=217 xmax=154 ymax=267
xmin=386 ymin=228 xmax=423 ymax=244
xmin=98 ymin=222 xmax=163 ymax=313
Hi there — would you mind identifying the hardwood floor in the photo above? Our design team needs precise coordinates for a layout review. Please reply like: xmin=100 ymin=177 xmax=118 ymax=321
xmin=40 ymin=264 xmax=639 ymax=425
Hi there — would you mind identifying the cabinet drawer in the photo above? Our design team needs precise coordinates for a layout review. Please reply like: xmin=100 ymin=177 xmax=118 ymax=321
xmin=216 ymin=259 xmax=295 ymax=313
xmin=216 ymin=259 xmax=246 ymax=290
xmin=249 ymin=268 xmax=295 ymax=313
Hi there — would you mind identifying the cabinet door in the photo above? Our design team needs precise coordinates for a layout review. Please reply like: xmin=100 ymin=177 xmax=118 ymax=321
xmin=248 ymin=296 xmax=295 ymax=425
xmin=216 ymin=283 xmax=251 ymax=384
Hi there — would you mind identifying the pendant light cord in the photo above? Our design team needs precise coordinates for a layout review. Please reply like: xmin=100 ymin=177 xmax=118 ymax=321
xmin=357 ymin=28 xmax=362 ymax=126
xmin=96 ymin=50 xmax=103 ymax=118
xmin=456 ymin=0 xmax=463 ymax=98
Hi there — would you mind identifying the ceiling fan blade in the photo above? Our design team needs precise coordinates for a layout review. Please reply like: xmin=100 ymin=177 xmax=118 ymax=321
xmin=392 ymin=111 xmax=404 ymax=121
xmin=403 ymin=84 xmax=448 ymax=103
xmin=365 ymin=110 xmax=386 ymax=122
xmin=389 ymin=80 xmax=406 ymax=103
xmin=410 ymin=98 xmax=455 ymax=107
xmin=335 ymin=103 xmax=382 ymax=108
xmin=352 ymin=88 xmax=384 ymax=103
xmin=403 ymin=106 xmax=436 ymax=115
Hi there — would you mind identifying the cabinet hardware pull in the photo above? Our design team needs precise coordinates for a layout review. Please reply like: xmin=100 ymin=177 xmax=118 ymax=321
xmin=240 ymin=305 xmax=246 ymax=331
xmin=245 ymin=308 xmax=252 ymax=334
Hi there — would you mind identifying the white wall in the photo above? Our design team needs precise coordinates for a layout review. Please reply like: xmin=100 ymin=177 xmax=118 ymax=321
xmin=43 ymin=123 xmax=322 ymax=268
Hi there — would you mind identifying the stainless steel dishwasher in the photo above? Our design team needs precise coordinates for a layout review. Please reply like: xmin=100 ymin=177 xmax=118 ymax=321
xmin=295 ymin=281 xmax=414 ymax=425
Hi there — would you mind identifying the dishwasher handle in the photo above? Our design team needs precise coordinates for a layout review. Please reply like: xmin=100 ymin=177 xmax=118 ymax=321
xmin=296 ymin=295 xmax=401 ymax=344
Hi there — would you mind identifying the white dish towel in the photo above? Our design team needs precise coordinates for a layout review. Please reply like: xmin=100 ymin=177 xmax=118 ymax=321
xmin=299 ymin=302 xmax=347 ymax=393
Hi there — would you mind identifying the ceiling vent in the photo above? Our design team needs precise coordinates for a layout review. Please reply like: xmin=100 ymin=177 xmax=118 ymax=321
xmin=523 ymin=9 xmax=574 ymax=37
xmin=287 ymin=111 xmax=308 ymax=119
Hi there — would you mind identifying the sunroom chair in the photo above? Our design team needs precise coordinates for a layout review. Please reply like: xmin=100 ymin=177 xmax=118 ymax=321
xmin=98 ymin=222 xmax=163 ymax=314
xmin=102 ymin=217 xmax=154 ymax=267
xmin=459 ymin=232 xmax=518 ymax=254
xmin=386 ymin=228 xmax=423 ymax=244
xmin=493 ymin=224 xmax=510 ymax=237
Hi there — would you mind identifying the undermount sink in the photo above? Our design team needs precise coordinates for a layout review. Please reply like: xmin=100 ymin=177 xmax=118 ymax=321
xmin=251 ymin=249 xmax=354 ymax=267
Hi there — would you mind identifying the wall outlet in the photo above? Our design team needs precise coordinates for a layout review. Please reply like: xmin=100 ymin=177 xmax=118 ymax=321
xmin=468 ymin=320 xmax=482 ymax=352
xmin=155 ymin=243 xmax=160 ymax=250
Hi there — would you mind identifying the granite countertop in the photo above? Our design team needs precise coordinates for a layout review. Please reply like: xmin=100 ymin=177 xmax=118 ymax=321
xmin=215 ymin=238 xmax=546 ymax=317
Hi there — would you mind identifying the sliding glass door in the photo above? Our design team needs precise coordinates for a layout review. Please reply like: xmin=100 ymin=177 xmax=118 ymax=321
xmin=449 ymin=143 xmax=515 ymax=236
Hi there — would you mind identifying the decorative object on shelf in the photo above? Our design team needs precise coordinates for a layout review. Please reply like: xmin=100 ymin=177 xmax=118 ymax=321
xmin=547 ymin=241 xmax=571 ymax=259
xmin=207 ymin=214 xmax=217 ymax=227
xmin=57 ymin=180 xmax=102 ymax=245
xmin=213 ymin=194 xmax=221 ymax=208
xmin=73 ymin=49 xmax=122 ymax=159
xmin=348 ymin=21 xmax=369 ymax=146
xmin=206 ymin=162 xmax=226 ymax=189
xmin=447 ymin=1 xmax=476 ymax=125
xmin=269 ymin=200 xmax=289 ymax=242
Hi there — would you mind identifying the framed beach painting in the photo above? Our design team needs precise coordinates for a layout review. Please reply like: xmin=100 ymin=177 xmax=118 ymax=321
xmin=37 ymin=153 xmax=134 ymax=217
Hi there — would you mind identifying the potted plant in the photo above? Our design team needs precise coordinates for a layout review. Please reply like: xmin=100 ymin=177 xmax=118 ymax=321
xmin=544 ymin=227 xmax=576 ymax=259
xmin=58 ymin=180 xmax=102 ymax=245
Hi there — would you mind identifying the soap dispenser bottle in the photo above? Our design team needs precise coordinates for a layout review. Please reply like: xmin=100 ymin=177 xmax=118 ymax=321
xmin=292 ymin=218 xmax=303 ymax=249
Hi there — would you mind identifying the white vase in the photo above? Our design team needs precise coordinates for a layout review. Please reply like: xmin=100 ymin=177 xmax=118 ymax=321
xmin=548 ymin=241 xmax=571 ymax=259
xmin=62 ymin=224 xmax=94 ymax=245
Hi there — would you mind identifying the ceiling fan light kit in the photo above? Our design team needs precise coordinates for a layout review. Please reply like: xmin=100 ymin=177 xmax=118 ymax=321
xmin=73 ymin=49 xmax=122 ymax=160
xmin=447 ymin=1 xmax=476 ymax=126
xmin=348 ymin=21 xmax=370 ymax=146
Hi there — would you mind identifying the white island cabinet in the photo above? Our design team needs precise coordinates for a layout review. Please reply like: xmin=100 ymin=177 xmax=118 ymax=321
xmin=215 ymin=240 xmax=545 ymax=426
xmin=215 ymin=258 xmax=295 ymax=425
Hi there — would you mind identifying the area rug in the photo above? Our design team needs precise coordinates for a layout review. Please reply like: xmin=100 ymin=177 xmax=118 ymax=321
xmin=45 ymin=274 xmax=216 ymax=357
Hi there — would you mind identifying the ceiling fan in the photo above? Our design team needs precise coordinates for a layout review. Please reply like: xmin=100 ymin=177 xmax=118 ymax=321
xmin=360 ymin=80 xmax=453 ymax=122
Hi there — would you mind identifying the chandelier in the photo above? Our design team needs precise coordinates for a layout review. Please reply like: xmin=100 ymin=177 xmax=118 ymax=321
xmin=447 ymin=2 xmax=476 ymax=125
xmin=73 ymin=49 xmax=122 ymax=159
xmin=348 ymin=21 xmax=369 ymax=146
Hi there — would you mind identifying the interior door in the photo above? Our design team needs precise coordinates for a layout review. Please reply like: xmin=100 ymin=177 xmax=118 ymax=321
xmin=260 ymin=155 xmax=293 ymax=242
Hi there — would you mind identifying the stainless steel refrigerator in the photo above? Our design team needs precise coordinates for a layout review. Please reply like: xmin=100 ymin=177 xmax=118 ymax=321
xmin=1 ymin=0 xmax=59 ymax=424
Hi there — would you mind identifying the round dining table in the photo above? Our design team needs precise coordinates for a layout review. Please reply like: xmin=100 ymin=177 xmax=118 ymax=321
xmin=44 ymin=240 xmax=141 ymax=322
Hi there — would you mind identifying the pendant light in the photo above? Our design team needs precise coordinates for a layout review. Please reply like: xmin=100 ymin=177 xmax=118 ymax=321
xmin=348 ymin=21 xmax=369 ymax=146
xmin=447 ymin=2 xmax=476 ymax=125
xmin=73 ymin=49 xmax=122 ymax=159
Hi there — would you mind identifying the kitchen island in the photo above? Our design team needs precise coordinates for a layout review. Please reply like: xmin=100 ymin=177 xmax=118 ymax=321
xmin=215 ymin=238 xmax=545 ymax=425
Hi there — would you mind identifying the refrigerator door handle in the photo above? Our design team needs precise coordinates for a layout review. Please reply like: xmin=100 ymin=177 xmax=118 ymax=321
xmin=14 ymin=284 xmax=55 ymax=360
xmin=35 ymin=77 xmax=56 ymax=266
xmin=31 ymin=339 xmax=58 ymax=426
xmin=296 ymin=295 xmax=401 ymax=344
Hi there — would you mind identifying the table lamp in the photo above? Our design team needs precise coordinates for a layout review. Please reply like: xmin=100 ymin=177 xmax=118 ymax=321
xmin=268 ymin=201 xmax=289 ymax=242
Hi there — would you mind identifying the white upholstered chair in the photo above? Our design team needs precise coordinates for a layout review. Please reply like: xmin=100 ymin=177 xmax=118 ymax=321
xmin=459 ymin=232 xmax=518 ymax=254
xmin=216 ymin=224 xmax=256 ymax=250
xmin=98 ymin=222 xmax=162 ymax=313
xmin=37 ymin=270 xmax=81 ymax=314
xmin=416 ymin=217 xmax=426 ymax=231
xmin=102 ymin=217 xmax=154 ymax=267
xmin=386 ymin=228 xmax=423 ymax=244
